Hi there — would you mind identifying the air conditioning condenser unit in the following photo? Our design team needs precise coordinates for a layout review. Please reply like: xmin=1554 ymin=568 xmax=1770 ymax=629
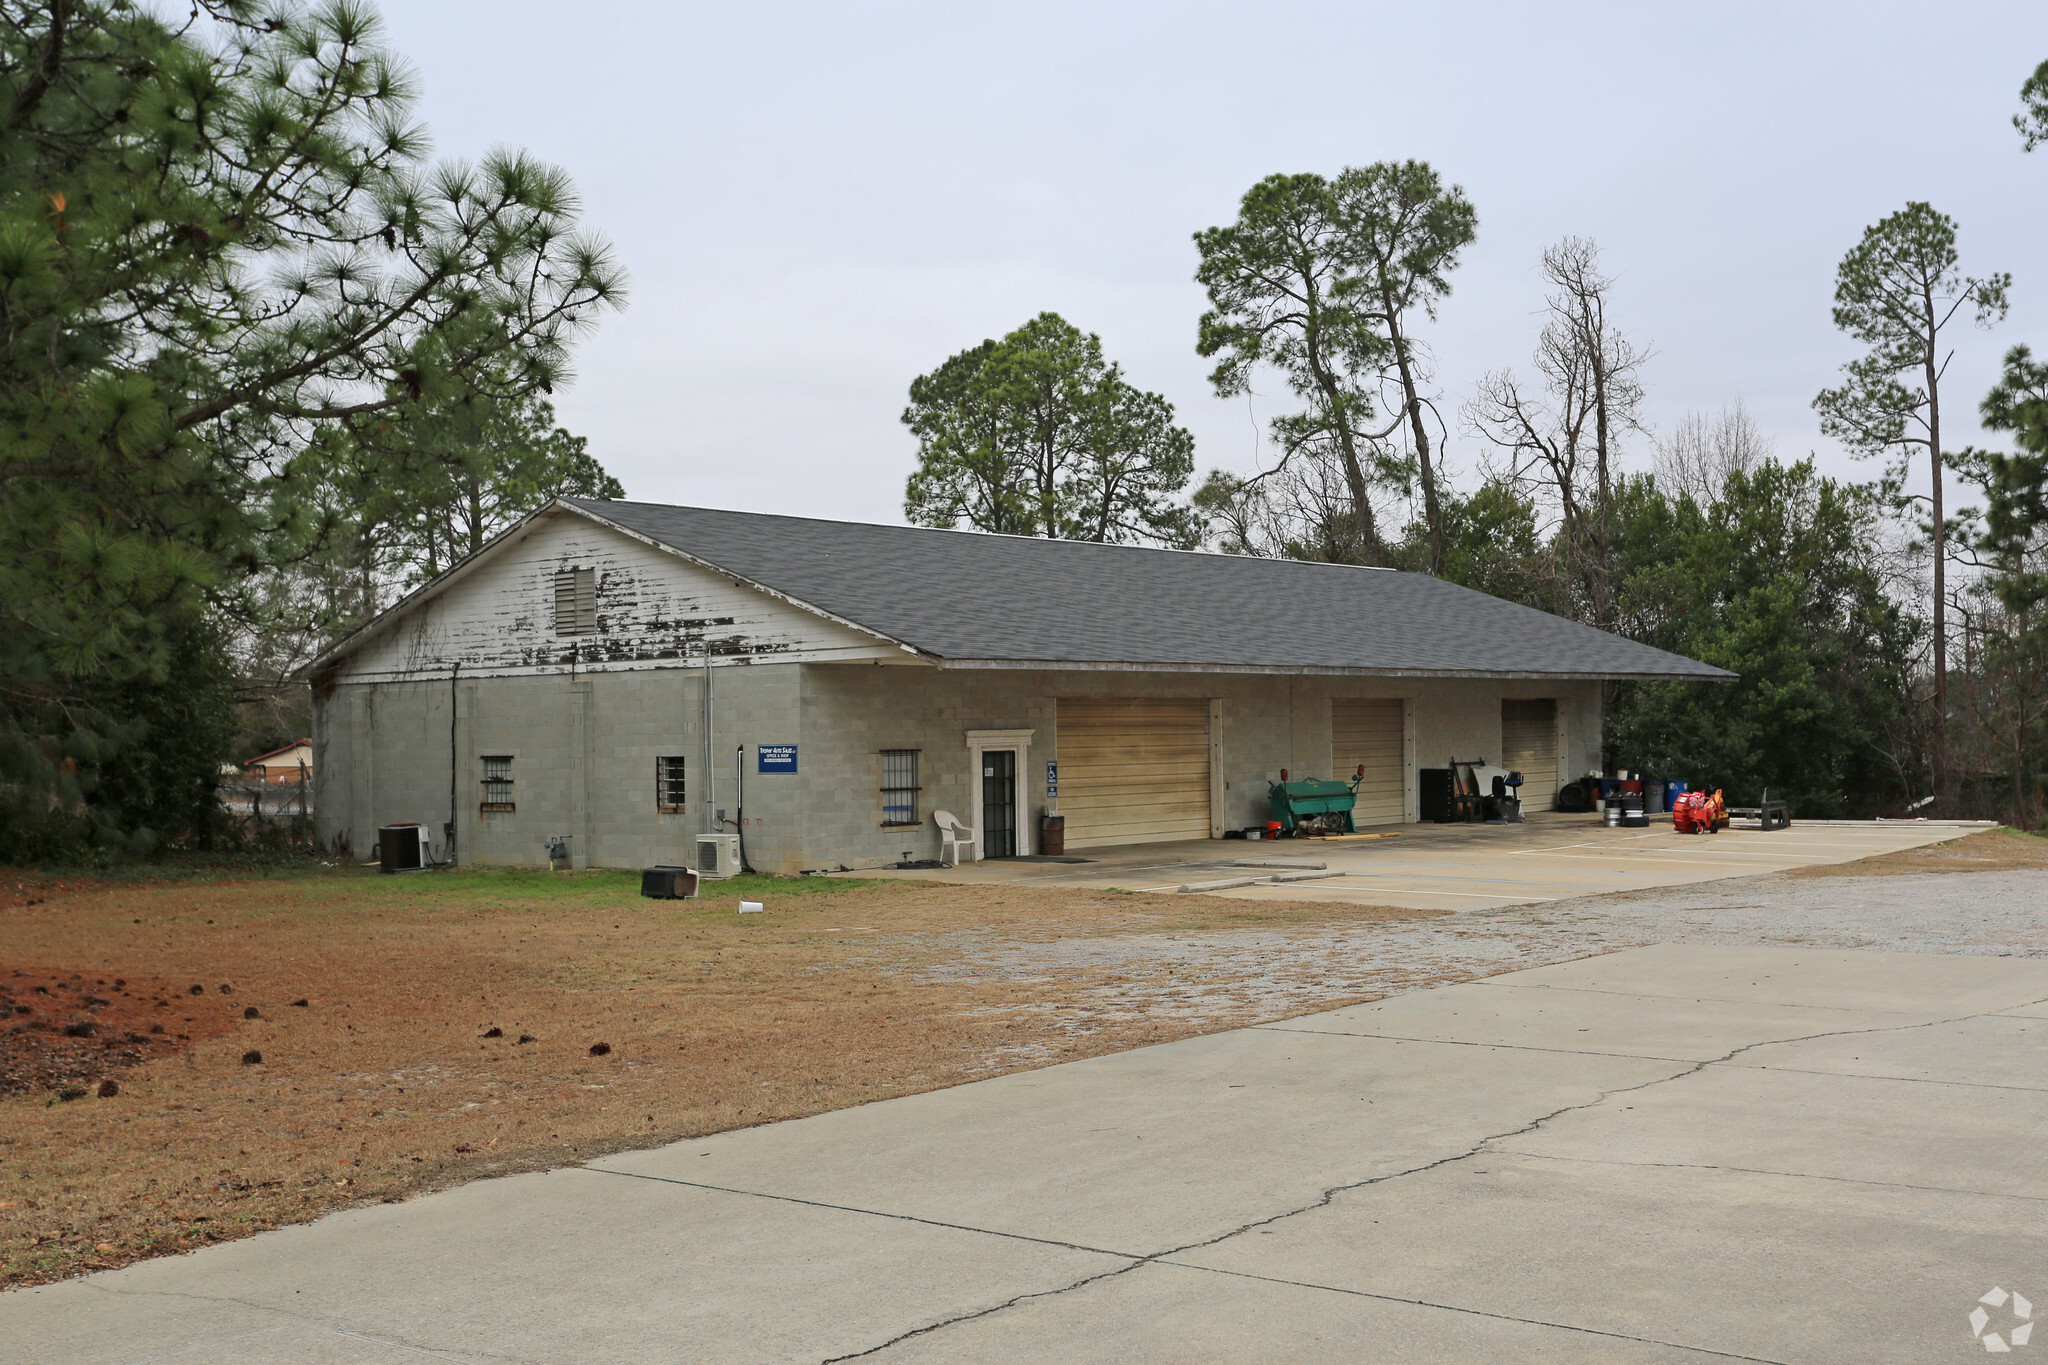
xmin=378 ymin=823 xmax=431 ymax=874
xmin=696 ymin=834 xmax=742 ymax=879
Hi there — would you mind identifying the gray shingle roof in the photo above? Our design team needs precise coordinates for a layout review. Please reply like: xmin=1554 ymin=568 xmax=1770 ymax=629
xmin=566 ymin=499 xmax=1733 ymax=681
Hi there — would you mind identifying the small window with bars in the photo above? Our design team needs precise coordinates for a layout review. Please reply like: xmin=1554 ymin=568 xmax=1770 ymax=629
xmin=480 ymin=755 xmax=515 ymax=812
xmin=552 ymin=566 xmax=597 ymax=636
xmin=656 ymin=755 xmax=687 ymax=813
xmin=880 ymin=749 xmax=920 ymax=826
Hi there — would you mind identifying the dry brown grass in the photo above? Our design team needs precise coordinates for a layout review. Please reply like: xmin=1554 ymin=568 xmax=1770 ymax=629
xmin=1786 ymin=828 xmax=2048 ymax=878
xmin=0 ymin=865 xmax=1440 ymax=1288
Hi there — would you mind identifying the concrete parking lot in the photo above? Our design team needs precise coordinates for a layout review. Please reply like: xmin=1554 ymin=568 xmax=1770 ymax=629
xmin=10 ymin=937 xmax=2045 ymax=1364
xmin=867 ymin=812 xmax=1982 ymax=911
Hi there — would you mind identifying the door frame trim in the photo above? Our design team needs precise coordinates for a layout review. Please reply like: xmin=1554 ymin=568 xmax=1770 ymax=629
xmin=1554 ymin=700 xmax=1570 ymax=811
xmin=1403 ymin=696 xmax=1418 ymax=824
xmin=1207 ymin=698 xmax=1225 ymax=839
xmin=965 ymin=729 xmax=1035 ymax=859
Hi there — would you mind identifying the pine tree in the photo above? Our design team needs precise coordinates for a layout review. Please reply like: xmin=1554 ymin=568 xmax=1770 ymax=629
xmin=903 ymin=314 xmax=1195 ymax=546
xmin=0 ymin=2 xmax=624 ymax=854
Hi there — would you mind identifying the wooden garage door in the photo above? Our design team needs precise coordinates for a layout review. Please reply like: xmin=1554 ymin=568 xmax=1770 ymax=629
xmin=1057 ymin=698 xmax=1210 ymax=848
xmin=1332 ymin=699 xmax=1405 ymax=827
xmin=1501 ymin=699 xmax=1559 ymax=812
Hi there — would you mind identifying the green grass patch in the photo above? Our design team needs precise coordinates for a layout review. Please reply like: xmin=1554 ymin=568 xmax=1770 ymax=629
xmin=358 ymin=866 xmax=879 ymax=907
xmin=315 ymin=865 xmax=889 ymax=927
xmin=18 ymin=858 xmax=884 ymax=912
xmin=695 ymin=872 xmax=879 ymax=901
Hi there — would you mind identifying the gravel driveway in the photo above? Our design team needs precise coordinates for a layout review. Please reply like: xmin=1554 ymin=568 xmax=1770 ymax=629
xmin=1503 ymin=867 xmax=2048 ymax=956
xmin=922 ymin=866 xmax=2048 ymax=1036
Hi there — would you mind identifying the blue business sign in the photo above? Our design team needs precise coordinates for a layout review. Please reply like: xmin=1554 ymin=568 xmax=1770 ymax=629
xmin=756 ymin=744 xmax=798 ymax=775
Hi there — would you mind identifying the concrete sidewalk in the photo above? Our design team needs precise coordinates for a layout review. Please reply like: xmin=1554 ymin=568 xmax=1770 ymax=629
xmin=9 ymin=943 xmax=2047 ymax=1363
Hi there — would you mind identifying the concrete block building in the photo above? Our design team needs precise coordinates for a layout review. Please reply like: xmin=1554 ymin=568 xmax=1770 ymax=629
xmin=305 ymin=499 xmax=1730 ymax=872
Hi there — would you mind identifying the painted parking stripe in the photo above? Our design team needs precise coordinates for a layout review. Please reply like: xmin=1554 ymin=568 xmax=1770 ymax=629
xmin=1511 ymin=850 xmax=1833 ymax=867
xmin=1329 ymin=870 xmax=1629 ymax=890
xmin=1323 ymin=859 xmax=1653 ymax=884
xmin=1332 ymin=879 xmax=1558 ymax=901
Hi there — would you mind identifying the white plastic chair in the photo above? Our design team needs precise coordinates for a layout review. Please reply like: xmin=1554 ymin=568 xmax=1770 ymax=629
xmin=933 ymin=810 xmax=978 ymax=866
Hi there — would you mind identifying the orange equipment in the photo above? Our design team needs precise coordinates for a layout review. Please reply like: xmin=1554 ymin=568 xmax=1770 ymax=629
xmin=1672 ymin=788 xmax=1727 ymax=835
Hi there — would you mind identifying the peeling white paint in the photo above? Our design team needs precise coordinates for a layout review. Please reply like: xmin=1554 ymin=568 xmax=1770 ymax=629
xmin=326 ymin=515 xmax=902 ymax=684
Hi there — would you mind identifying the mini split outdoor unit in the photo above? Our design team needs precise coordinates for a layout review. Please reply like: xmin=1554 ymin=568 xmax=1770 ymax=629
xmin=695 ymin=834 xmax=742 ymax=879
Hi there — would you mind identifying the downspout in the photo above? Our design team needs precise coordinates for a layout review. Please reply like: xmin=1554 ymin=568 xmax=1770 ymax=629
xmin=735 ymin=742 xmax=754 ymax=874
xmin=702 ymin=633 xmax=715 ymax=835
xmin=446 ymin=661 xmax=459 ymax=866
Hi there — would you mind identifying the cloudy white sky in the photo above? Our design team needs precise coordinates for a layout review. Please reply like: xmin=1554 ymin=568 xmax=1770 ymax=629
xmin=380 ymin=1 xmax=2048 ymax=526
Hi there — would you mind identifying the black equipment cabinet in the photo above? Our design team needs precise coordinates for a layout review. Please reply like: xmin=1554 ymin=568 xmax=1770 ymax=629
xmin=1419 ymin=768 xmax=1456 ymax=823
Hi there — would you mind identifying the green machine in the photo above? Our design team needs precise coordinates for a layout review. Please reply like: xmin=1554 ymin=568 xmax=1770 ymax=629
xmin=1266 ymin=768 xmax=1365 ymax=836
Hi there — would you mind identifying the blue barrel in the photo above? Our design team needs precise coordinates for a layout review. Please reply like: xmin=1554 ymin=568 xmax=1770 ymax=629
xmin=1665 ymin=780 xmax=1688 ymax=809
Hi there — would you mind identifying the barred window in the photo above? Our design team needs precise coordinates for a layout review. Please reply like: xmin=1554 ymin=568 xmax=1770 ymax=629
xmin=480 ymin=755 xmax=515 ymax=812
xmin=656 ymin=755 xmax=687 ymax=813
xmin=881 ymin=749 xmax=920 ymax=826
xmin=552 ymin=566 xmax=597 ymax=635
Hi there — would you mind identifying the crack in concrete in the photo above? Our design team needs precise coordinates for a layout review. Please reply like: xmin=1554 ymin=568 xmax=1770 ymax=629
xmin=325 ymin=1326 xmax=482 ymax=1361
xmin=816 ymin=1067 xmax=1700 ymax=1361
xmin=1717 ymin=1062 xmax=2048 ymax=1093
xmin=585 ymin=1167 xmax=1142 ymax=1261
xmin=1251 ymin=1022 xmax=1698 ymax=1062
xmin=1471 ymin=979 xmax=1947 ymax=1016
xmin=826 ymin=997 xmax=2048 ymax=1362
xmin=45 ymin=984 xmax=2048 ymax=1365
xmin=71 ymin=1280 xmax=530 ymax=1365
xmin=817 ymin=1259 xmax=1150 ymax=1363
xmin=1149 ymin=1261 xmax=1796 ymax=1364
xmin=1491 ymin=1148 xmax=2048 ymax=1203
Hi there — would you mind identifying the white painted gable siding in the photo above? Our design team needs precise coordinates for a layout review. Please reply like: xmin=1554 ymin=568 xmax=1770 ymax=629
xmin=328 ymin=509 xmax=900 ymax=683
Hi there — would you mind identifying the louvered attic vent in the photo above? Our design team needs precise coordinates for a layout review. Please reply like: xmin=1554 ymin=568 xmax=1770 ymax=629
xmin=552 ymin=566 xmax=597 ymax=635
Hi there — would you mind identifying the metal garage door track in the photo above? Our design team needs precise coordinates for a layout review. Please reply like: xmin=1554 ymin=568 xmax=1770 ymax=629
xmin=9 ymin=943 xmax=2046 ymax=1363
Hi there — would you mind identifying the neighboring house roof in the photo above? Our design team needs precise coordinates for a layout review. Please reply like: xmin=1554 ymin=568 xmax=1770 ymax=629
xmin=246 ymin=740 xmax=314 ymax=768
xmin=554 ymin=500 xmax=1732 ymax=682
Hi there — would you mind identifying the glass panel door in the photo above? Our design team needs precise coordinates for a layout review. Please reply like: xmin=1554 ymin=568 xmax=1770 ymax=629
xmin=982 ymin=750 xmax=1017 ymax=857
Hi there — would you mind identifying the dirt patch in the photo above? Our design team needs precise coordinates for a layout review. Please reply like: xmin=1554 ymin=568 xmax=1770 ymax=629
xmin=1787 ymin=828 xmax=2048 ymax=878
xmin=2 ymin=969 xmax=240 ymax=1097
xmin=0 ymin=866 xmax=1442 ymax=1288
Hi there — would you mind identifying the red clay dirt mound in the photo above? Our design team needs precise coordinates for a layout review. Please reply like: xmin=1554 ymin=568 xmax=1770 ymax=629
xmin=1 ymin=969 xmax=241 ymax=1098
